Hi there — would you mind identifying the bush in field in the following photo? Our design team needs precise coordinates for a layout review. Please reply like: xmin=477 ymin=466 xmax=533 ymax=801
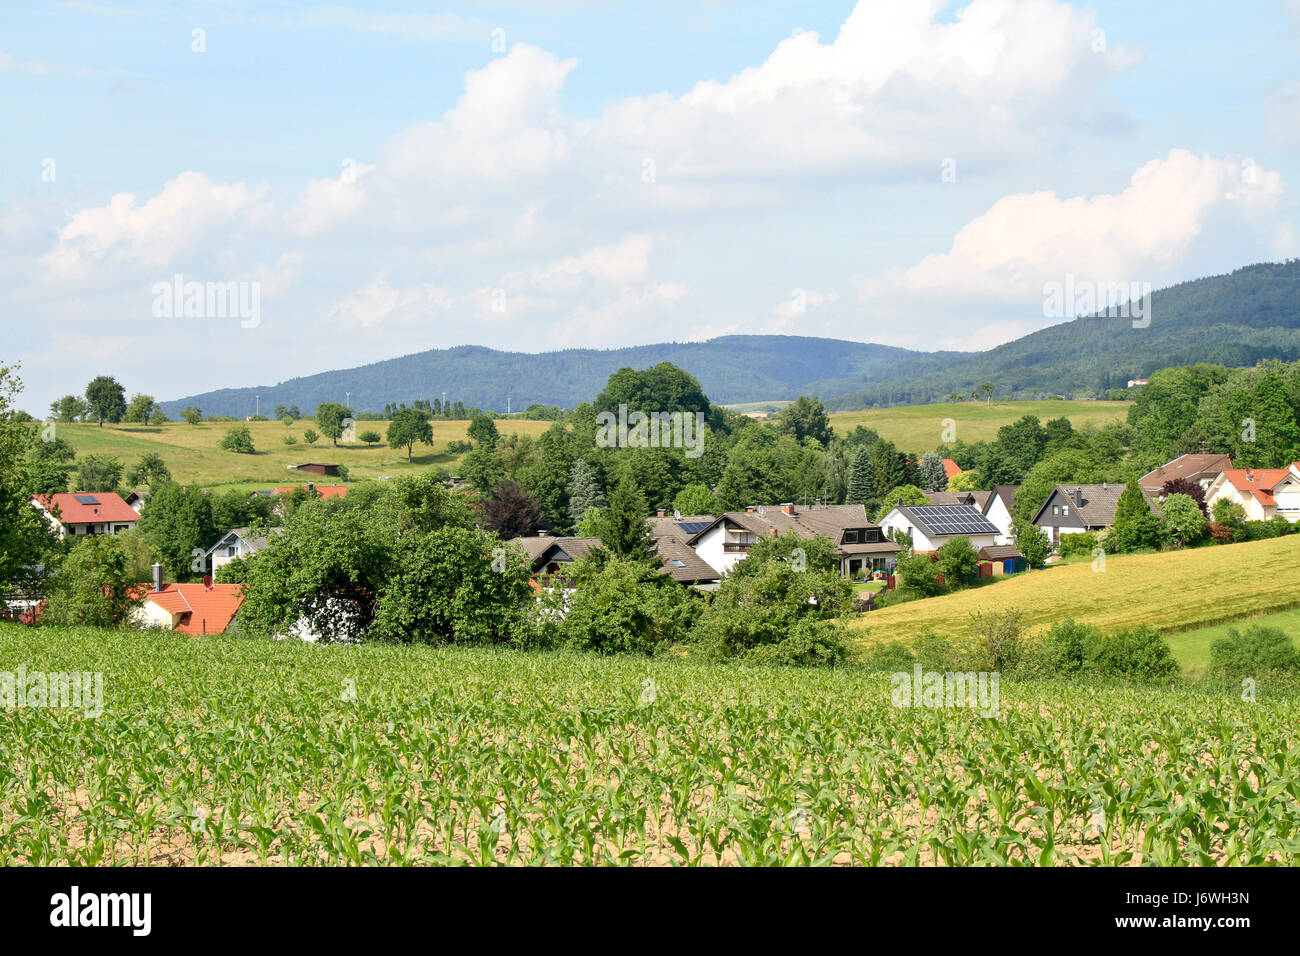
xmin=359 ymin=430 xmax=382 ymax=446
xmin=219 ymin=425 xmax=255 ymax=454
xmin=691 ymin=557 xmax=855 ymax=665
xmin=1093 ymin=626 xmax=1179 ymax=682
xmin=1210 ymin=625 xmax=1300 ymax=679
xmin=549 ymin=558 xmax=698 ymax=655
xmin=970 ymin=608 xmax=1025 ymax=671
xmin=1058 ymin=531 xmax=1098 ymax=558
xmin=861 ymin=640 xmax=916 ymax=672
xmin=1024 ymin=619 xmax=1178 ymax=682
xmin=41 ymin=536 xmax=141 ymax=628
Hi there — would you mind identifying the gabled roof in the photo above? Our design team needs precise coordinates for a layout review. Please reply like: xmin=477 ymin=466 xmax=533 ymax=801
xmin=887 ymin=504 xmax=1000 ymax=539
xmin=986 ymin=485 xmax=1018 ymax=514
xmin=32 ymin=492 xmax=140 ymax=525
xmin=647 ymin=514 xmax=717 ymax=539
xmin=1031 ymin=483 xmax=1157 ymax=528
xmin=1212 ymin=467 xmax=1300 ymax=506
xmin=1138 ymin=453 xmax=1234 ymax=492
xmin=204 ymin=526 xmax=284 ymax=558
xmin=132 ymin=583 xmax=245 ymax=635
xmin=508 ymin=533 xmax=719 ymax=584
xmin=979 ymin=544 xmax=1023 ymax=561
xmin=941 ymin=458 xmax=962 ymax=479
xmin=927 ymin=490 xmax=993 ymax=510
xmin=688 ymin=504 xmax=886 ymax=549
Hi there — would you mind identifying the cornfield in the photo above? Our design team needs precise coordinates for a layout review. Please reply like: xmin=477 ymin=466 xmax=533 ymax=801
xmin=2 ymin=624 xmax=1297 ymax=865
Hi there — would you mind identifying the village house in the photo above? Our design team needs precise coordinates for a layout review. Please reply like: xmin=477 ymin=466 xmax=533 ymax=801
xmin=1204 ymin=465 xmax=1300 ymax=522
xmin=1031 ymin=483 xmax=1158 ymax=546
xmin=132 ymin=564 xmax=245 ymax=635
xmin=877 ymin=504 xmax=1002 ymax=553
xmin=926 ymin=486 xmax=1018 ymax=545
xmin=1137 ymin=453 xmax=1233 ymax=496
xmin=30 ymin=492 xmax=140 ymax=540
xmin=688 ymin=503 xmax=900 ymax=579
xmin=509 ymin=525 xmax=720 ymax=590
xmin=204 ymin=526 xmax=285 ymax=575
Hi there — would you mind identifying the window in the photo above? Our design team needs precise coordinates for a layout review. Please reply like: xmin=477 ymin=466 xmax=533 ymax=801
xmin=1052 ymin=506 xmax=1059 ymax=516
xmin=1062 ymin=505 xmax=1069 ymax=516
xmin=227 ymin=546 xmax=237 ymax=557
xmin=843 ymin=530 xmax=860 ymax=544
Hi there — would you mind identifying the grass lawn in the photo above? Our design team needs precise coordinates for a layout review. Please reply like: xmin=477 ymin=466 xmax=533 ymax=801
xmin=56 ymin=419 xmax=554 ymax=490
xmin=1163 ymin=607 xmax=1300 ymax=677
xmin=852 ymin=536 xmax=1300 ymax=666
xmin=828 ymin=399 xmax=1131 ymax=454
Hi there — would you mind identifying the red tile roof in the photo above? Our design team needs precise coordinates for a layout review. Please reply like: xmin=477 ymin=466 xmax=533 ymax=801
xmin=273 ymin=485 xmax=348 ymax=499
xmin=132 ymin=583 xmax=245 ymax=635
xmin=1218 ymin=467 xmax=1300 ymax=506
xmin=32 ymin=492 xmax=140 ymax=525
xmin=942 ymin=458 xmax=962 ymax=479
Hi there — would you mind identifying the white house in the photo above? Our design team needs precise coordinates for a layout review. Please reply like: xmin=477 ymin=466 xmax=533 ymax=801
xmin=1204 ymin=465 xmax=1300 ymax=522
xmin=927 ymin=487 xmax=1018 ymax=545
xmin=204 ymin=527 xmax=284 ymax=574
xmin=685 ymin=504 xmax=899 ymax=579
xmin=877 ymin=504 xmax=1001 ymax=553
xmin=30 ymin=492 xmax=140 ymax=540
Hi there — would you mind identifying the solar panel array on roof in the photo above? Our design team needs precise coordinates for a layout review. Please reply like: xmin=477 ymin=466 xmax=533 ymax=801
xmin=677 ymin=521 xmax=711 ymax=535
xmin=74 ymin=495 xmax=100 ymax=505
xmin=911 ymin=505 xmax=999 ymax=536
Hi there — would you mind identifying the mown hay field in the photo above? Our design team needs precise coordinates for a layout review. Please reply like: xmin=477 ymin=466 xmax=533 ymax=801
xmin=828 ymin=399 xmax=1131 ymax=453
xmin=55 ymin=419 xmax=554 ymax=489
xmin=1 ymin=624 xmax=1297 ymax=866
xmin=853 ymin=536 xmax=1300 ymax=664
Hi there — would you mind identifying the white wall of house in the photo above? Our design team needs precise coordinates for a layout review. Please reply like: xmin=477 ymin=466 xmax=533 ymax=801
xmin=1205 ymin=480 xmax=1271 ymax=522
xmin=879 ymin=508 xmax=999 ymax=553
xmin=1271 ymin=474 xmax=1300 ymax=522
xmin=984 ymin=496 xmax=1015 ymax=545
xmin=132 ymin=601 xmax=178 ymax=630
xmin=209 ymin=535 xmax=255 ymax=573
xmin=691 ymin=522 xmax=752 ymax=577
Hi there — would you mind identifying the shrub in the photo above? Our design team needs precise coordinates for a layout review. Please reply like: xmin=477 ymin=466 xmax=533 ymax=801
xmin=934 ymin=536 xmax=979 ymax=589
xmin=1092 ymin=626 xmax=1179 ymax=682
xmin=359 ymin=430 xmax=382 ymax=446
xmin=1058 ymin=531 xmax=1098 ymax=558
xmin=553 ymin=559 xmax=697 ymax=655
xmin=896 ymin=549 xmax=942 ymax=596
xmin=1021 ymin=618 xmax=1103 ymax=677
xmin=282 ymin=434 xmax=298 ymax=446
xmin=742 ymin=618 xmax=854 ymax=667
xmin=1209 ymin=625 xmax=1300 ymax=679
xmin=219 ymin=425 xmax=256 ymax=454
xmin=970 ymin=608 xmax=1025 ymax=671
xmin=861 ymin=640 xmax=915 ymax=672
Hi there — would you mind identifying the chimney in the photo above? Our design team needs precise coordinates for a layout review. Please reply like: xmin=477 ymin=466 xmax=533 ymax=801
xmin=746 ymin=505 xmax=757 ymax=513
xmin=656 ymin=509 xmax=666 ymax=517
xmin=780 ymin=503 xmax=794 ymax=515
xmin=151 ymin=563 xmax=164 ymax=592
xmin=202 ymin=575 xmax=213 ymax=589
xmin=769 ymin=528 xmax=778 ymax=537
xmin=1073 ymin=487 xmax=1083 ymax=507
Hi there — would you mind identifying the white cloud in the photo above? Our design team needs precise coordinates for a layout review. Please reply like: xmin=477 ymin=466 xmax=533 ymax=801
xmin=43 ymin=171 xmax=270 ymax=279
xmin=856 ymin=150 xmax=1287 ymax=342
xmin=328 ymin=277 xmax=454 ymax=329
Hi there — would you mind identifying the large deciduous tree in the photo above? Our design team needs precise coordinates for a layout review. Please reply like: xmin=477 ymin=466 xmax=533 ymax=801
xmin=85 ymin=376 xmax=126 ymax=427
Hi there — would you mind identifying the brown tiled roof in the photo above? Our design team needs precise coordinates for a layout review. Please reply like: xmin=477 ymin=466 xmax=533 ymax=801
xmin=927 ymin=490 xmax=993 ymax=509
xmin=691 ymin=504 xmax=899 ymax=558
xmin=510 ymin=536 xmax=601 ymax=565
xmin=1138 ymin=454 xmax=1233 ymax=492
xmin=508 ymin=534 xmax=719 ymax=584
xmin=979 ymin=545 xmax=1023 ymax=561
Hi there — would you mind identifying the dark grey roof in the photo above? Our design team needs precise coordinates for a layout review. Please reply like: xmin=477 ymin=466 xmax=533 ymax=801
xmin=1031 ymin=484 xmax=1158 ymax=528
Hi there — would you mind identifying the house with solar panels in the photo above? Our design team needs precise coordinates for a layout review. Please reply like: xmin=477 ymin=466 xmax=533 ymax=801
xmin=30 ymin=492 xmax=141 ymax=540
xmin=877 ymin=503 xmax=1002 ymax=554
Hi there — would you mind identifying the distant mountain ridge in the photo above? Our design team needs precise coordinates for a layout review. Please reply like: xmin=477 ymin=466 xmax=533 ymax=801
xmin=161 ymin=260 xmax=1300 ymax=417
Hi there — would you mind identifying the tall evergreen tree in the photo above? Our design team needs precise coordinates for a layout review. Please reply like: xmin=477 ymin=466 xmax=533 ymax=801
xmin=1108 ymin=480 xmax=1164 ymax=552
xmin=919 ymin=451 xmax=948 ymax=492
xmin=566 ymin=459 xmax=606 ymax=529
xmin=846 ymin=446 xmax=874 ymax=504
xmin=589 ymin=476 xmax=657 ymax=563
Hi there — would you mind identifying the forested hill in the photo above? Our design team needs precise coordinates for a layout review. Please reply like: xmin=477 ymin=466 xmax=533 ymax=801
xmin=158 ymin=337 xmax=927 ymax=418
xmin=161 ymin=260 xmax=1300 ymax=416
xmin=823 ymin=260 xmax=1300 ymax=409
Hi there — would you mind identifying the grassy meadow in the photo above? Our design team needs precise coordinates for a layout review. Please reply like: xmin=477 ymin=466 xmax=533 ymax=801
xmin=55 ymin=419 xmax=554 ymax=490
xmin=2 ymin=623 xmax=1297 ymax=866
xmin=853 ymin=536 xmax=1300 ymax=672
xmin=828 ymin=399 xmax=1132 ymax=453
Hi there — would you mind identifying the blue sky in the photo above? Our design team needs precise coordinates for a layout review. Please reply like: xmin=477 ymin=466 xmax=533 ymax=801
xmin=3 ymin=0 xmax=1299 ymax=413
